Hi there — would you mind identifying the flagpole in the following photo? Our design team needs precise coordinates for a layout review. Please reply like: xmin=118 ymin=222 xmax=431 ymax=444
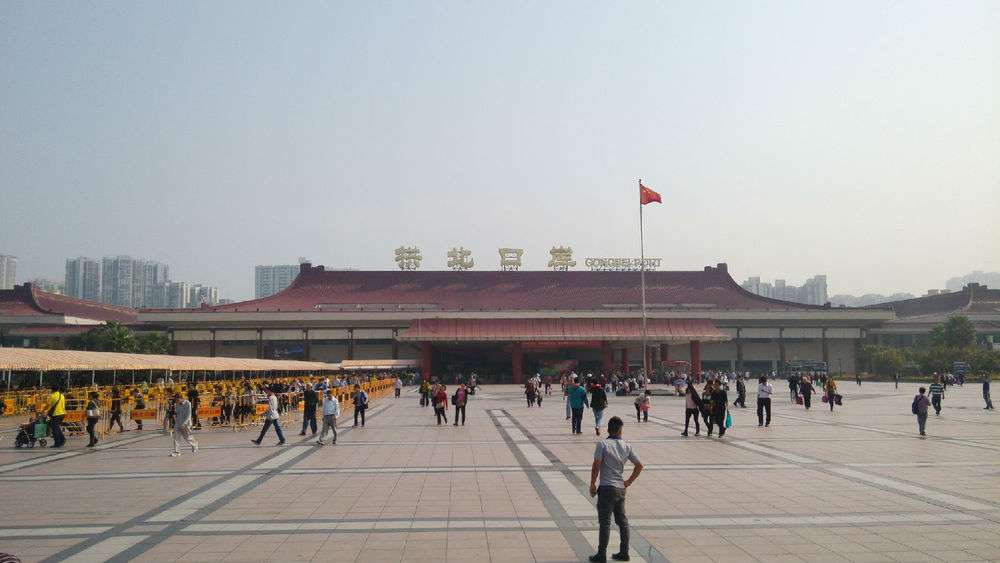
xmin=639 ymin=179 xmax=648 ymax=380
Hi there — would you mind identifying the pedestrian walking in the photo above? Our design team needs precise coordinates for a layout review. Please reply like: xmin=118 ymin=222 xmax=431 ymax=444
xmin=756 ymin=376 xmax=773 ymax=427
xmin=681 ymin=383 xmax=702 ymax=437
xmin=700 ymin=380 xmax=714 ymax=429
xmin=433 ymin=384 xmax=448 ymax=425
xmin=188 ymin=386 xmax=201 ymax=429
xmin=316 ymin=389 xmax=340 ymax=445
xmin=983 ymin=374 xmax=994 ymax=410
xmin=46 ymin=384 xmax=67 ymax=448
xmin=85 ymin=391 xmax=101 ymax=448
xmin=132 ymin=388 xmax=145 ymax=431
xmin=453 ymin=383 xmax=468 ymax=426
xmin=525 ymin=379 xmax=537 ymax=407
xmin=824 ymin=378 xmax=839 ymax=412
xmin=634 ymin=390 xmax=651 ymax=422
xmin=588 ymin=416 xmax=643 ymax=563
xmin=591 ymin=382 xmax=608 ymax=436
xmin=800 ymin=376 xmax=815 ymax=410
xmin=419 ymin=379 xmax=431 ymax=407
xmin=788 ymin=376 xmax=799 ymax=402
xmin=394 ymin=376 xmax=402 ymax=398
xmin=171 ymin=391 xmax=199 ymax=456
xmin=912 ymin=387 xmax=930 ymax=436
xmin=855 ymin=373 xmax=862 ymax=387
xmin=299 ymin=383 xmax=319 ymax=436
xmin=568 ymin=379 xmax=589 ymax=434
xmin=353 ymin=384 xmax=369 ymax=427
xmin=251 ymin=389 xmax=285 ymax=446
xmin=733 ymin=377 xmax=747 ymax=408
xmin=708 ymin=382 xmax=728 ymax=437
xmin=894 ymin=373 xmax=900 ymax=390
xmin=108 ymin=387 xmax=125 ymax=433
xmin=929 ymin=376 xmax=944 ymax=416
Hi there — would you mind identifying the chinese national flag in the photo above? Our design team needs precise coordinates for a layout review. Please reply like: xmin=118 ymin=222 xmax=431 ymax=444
xmin=639 ymin=181 xmax=662 ymax=205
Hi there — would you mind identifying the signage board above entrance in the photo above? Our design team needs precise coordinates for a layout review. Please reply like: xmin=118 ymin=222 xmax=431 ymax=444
xmin=585 ymin=257 xmax=662 ymax=271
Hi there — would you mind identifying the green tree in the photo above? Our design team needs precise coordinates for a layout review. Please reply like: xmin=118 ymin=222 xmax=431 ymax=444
xmin=79 ymin=321 xmax=137 ymax=352
xmin=135 ymin=332 xmax=170 ymax=354
xmin=928 ymin=315 xmax=976 ymax=348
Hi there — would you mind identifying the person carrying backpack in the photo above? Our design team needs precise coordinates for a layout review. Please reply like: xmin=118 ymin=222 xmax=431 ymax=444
xmin=912 ymin=387 xmax=931 ymax=436
xmin=452 ymin=384 xmax=468 ymax=426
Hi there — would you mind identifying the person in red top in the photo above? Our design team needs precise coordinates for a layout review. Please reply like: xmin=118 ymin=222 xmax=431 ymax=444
xmin=433 ymin=385 xmax=449 ymax=425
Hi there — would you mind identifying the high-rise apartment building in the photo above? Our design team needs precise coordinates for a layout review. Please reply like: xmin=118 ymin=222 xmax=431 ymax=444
xmin=0 ymin=255 xmax=16 ymax=290
xmin=167 ymin=281 xmax=191 ymax=309
xmin=29 ymin=279 xmax=64 ymax=294
xmin=65 ymin=257 xmax=102 ymax=301
xmin=741 ymin=274 xmax=828 ymax=306
xmin=100 ymin=256 xmax=170 ymax=308
xmin=254 ymin=260 xmax=305 ymax=299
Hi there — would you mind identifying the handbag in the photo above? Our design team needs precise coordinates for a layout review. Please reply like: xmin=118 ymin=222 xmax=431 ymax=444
xmin=725 ymin=411 xmax=733 ymax=429
xmin=834 ymin=394 xmax=843 ymax=405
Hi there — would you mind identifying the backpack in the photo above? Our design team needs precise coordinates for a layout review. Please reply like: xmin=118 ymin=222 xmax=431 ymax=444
xmin=911 ymin=396 xmax=920 ymax=415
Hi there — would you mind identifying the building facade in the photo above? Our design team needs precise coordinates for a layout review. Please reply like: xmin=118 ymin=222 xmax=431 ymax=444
xmin=0 ymin=255 xmax=17 ymax=290
xmin=868 ymin=283 xmax=1000 ymax=349
xmin=254 ymin=264 xmax=301 ymax=299
xmin=65 ymin=257 xmax=102 ymax=301
xmin=139 ymin=263 xmax=891 ymax=381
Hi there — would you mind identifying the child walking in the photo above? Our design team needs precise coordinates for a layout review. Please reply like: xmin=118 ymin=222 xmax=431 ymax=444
xmin=634 ymin=390 xmax=651 ymax=422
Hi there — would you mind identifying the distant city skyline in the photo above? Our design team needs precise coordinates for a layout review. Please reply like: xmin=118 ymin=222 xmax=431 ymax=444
xmin=2 ymin=2 xmax=996 ymax=301
xmin=5 ymin=247 xmax=997 ymax=307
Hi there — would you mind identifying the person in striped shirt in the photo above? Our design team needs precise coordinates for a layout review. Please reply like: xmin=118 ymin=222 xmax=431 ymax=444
xmin=929 ymin=375 xmax=945 ymax=416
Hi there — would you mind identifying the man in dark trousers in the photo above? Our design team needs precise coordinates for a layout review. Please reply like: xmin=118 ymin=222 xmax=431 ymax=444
xmin=299 ymin=383 xmax=318 ymax=436
xmin=984 ymin=374 xmax=994 ymax=410
xmin=589 ymin=416 xmax=643 ymax=562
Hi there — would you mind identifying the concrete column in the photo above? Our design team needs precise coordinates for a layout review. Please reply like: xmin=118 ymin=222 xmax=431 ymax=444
xmin=210 ymin=329 xmax=217 ymax=358
xmin=736 ymin=329 xmax=744 ymax=372
xmin=778 ymin=328 xmax=787 ymax=366
xmin=347 ymin=329 xmax=355 ymax=360
xmin=690 ymin=340 xmax=702 ymax=382
xmin=512 ymin=341 xmax=523 ymax=384
xmin=169 ymin=331 xmax=177 ymax=355
xmin=822 ymin=328 xmax=829 ymax=365
xmin=660 ymin=343 xmax=669 ymax=363
xmin=256 ymin=329 xmax=263 ymax=359
xmin=420 ymin=342 xmax=433 ymax=380
xmin=601 ymin=341 xmax=613 ymax=375
xmin=620 ymin=347 xmax=629 ymax=374
xmin=392 ymin=329 xmax=399 ymax=360
xmin=303 ymin=329 xmax=311 ymax=361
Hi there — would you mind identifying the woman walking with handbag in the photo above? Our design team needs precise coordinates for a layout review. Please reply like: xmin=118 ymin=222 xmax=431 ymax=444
xmin=85 ymin=391 xmax=101 ymax=448
xmin=681 ymin=383 xmax=702 ymax=437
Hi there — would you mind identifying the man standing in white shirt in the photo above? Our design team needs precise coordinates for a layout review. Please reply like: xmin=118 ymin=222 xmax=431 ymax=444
xmin=757 ymin=376 xmax=774 ymax=427
xmin=316 ymin=389 xmax=340 ymax=445
xmin=589 ymin=416 xmax=643 ymax=562
xmin=394 ymin=377 xmax=403 ymax=398
xmin=251 ymin=388 xmax=285 ymax=446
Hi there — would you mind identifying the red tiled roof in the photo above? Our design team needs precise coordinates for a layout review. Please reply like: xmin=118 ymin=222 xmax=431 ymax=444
xmin=398 ymin=318 xmax=729 ymax=342
xmin=874 ymin=284 xmax=1000 ymax=319
xmin=0 ymin=284 xmax=137 ymax=324
xmin=185 ymin=263 xmax=820 ymax=313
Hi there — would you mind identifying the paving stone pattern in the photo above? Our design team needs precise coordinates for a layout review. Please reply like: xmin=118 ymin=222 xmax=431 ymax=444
xmin=1 ymin=382 xmax=999 ymax=562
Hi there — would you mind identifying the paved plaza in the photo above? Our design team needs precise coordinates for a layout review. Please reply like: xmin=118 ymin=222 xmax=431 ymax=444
xmin=1 ymin=381 xmax=999 ymax=563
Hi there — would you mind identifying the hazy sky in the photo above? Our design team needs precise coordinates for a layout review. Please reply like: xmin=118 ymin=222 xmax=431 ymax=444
xmin=2 ymin=2 xmax=997 ymax=300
